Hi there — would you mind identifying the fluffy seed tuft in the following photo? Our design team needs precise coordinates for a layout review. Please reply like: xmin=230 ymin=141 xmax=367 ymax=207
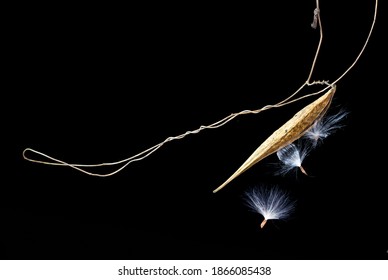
xmin=243 ymin=185 xmax=296 ymax=228
xmin=303 ymin=108 xmax=349 ymax=148
xmin=275 ymin=142 xmax=310 ymax=176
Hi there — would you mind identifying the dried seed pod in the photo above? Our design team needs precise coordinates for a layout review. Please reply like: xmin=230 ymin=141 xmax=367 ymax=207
xmin=213 ymin=85 xmax=336 ymax=193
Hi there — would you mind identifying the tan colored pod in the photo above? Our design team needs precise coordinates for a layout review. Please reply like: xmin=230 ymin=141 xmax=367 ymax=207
xmin=213 ymin=85 xmax=336 ymax=193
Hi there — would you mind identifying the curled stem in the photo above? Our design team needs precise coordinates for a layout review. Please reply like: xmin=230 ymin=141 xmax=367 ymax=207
xmin=22 ymin=0 xmax=379 ymax=179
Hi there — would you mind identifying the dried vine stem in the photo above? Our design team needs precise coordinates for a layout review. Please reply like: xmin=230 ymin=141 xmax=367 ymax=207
xmin=23 ymin=0 xmax=378 ymax=179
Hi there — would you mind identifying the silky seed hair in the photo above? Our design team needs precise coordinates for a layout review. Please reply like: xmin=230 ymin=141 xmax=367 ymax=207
xmin=303 ymin=107 xmax=349 ymax=148
xmin=243 ymin=185 xmax=296 ymax=228
xmin=275 ymin=142 xmax=310 ymax=176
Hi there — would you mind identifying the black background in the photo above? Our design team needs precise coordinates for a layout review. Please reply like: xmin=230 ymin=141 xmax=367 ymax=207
xmin=3 ymin=0 xmax=387 ymax=260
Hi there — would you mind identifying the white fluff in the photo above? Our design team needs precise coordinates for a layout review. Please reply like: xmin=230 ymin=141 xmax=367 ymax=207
xmin=275 ymin=142 xmax=310 ymax=176
xmin=244 ymin=186 xmax=296 ymax=228
xmin=303 ymin=108 xmax=349 ymax=147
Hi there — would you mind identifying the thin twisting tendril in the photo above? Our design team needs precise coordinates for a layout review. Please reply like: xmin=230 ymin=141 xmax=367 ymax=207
xmin=22 ymin=0 xmax=378 ymax=177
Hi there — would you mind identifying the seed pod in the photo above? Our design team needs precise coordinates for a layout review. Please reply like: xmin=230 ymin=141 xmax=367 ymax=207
xmin=213 ymin=85 xmax=336 ymax=193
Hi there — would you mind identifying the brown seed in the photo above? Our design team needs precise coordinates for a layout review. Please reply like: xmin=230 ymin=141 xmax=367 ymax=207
xmin=299 ymin=165 xmax=308 ymax=176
